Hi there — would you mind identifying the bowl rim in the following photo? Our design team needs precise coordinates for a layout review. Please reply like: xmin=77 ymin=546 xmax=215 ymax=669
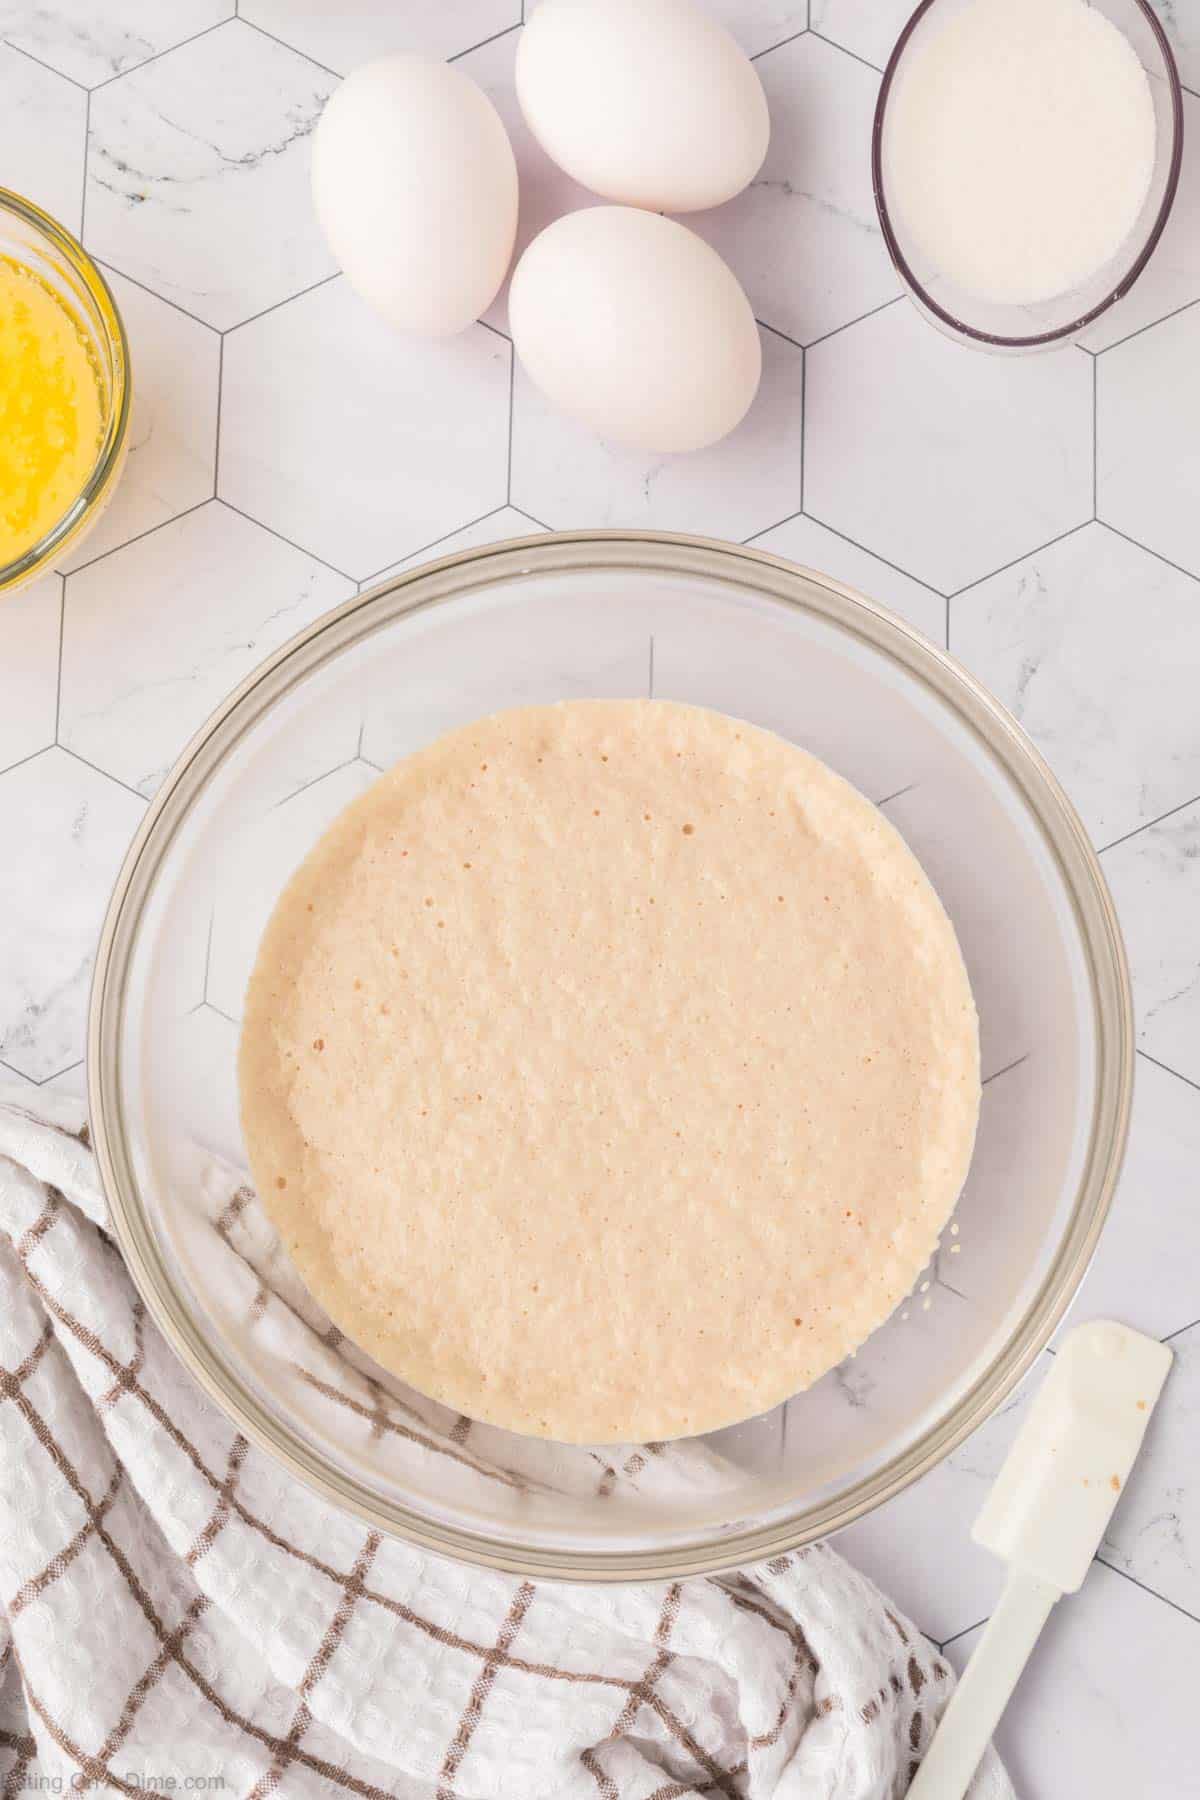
xmin=871 ymin=0 xmax=1185 ymax=351
xmin=0 ymin=185 xmax=131 ymax=592
xmin=88 ymin=528 xmax=1134 ymax=1581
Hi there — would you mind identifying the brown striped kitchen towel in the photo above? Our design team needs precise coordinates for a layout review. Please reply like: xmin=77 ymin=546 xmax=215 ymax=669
xmin=0 ymin=1088 xmax=1011 ymax=1800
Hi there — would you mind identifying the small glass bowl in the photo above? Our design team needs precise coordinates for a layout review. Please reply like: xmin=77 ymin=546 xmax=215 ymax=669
xmin=872 ymin=0 xmax=1184 ymax=352
xmin=0 ymin=187 xmax=131 ymax=596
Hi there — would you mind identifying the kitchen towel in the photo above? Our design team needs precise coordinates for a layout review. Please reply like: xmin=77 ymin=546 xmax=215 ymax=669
xmin=0 ymin=1089 xmax=1011 ymax=1800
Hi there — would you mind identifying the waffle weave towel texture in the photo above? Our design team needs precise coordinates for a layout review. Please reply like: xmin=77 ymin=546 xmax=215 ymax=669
xmin=0 ymin=1089 xmax=1011 ymax=1800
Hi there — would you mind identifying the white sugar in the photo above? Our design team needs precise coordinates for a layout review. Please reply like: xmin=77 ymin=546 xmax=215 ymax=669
xmin=885 ymin=0 xmax=1156 ymax=305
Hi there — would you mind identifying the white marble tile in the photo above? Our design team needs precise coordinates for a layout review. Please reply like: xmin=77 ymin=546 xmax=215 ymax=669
xmin=370 ymin=506 xmax=547 ymax=585
xmin=2 ymin=0 xmax=231 ymax=88
xmin=220 ymin=279 xmax=511 ymax=579
xmin=0 ymin=42 xmax=87 ymax=229
xmin=835 ymin=1360 xmax=1047 ymax=1643
xmin=0 ymin=748 xmax=145 ymax=1080
xmin=1060 ymin=1056 xmax=1200 ymax=1344
xmin=806 ymin=302 xmax=1093 ymax=593
xmin=948 ymin=1560 xmax=1198 ymax=1799
xmin=59 ymin=501 xmax=354 ymax=796
xmin=808 ymin=0 xmax=914 ymax=69
xmin=510 ymin=323 xmax=803 ymax=539
xmin=1149 ymin=0 xmax=1200 ymax=96
xmin=60 ymin=267 xmax=220 ymax=572
xmin=691 ymin=32 xmax=898 ymax=345
xmin=459 ymin=28 xmax=603 ymax=340
xmin=0 ymin=575 xmax=61 ymax=774
xmin=748 ymin=511 xmax=946 ymax=643
xmin=950 ymin=524 xmax=1200 ymax=847
xmin=86 ymin=20 xmax=336 ymax=328
xmin=1100 ymin=1321 xmax=1200 ymax=1623
xmin=207 ymin=758 xmax=377 ymax=1021
xmin=1098 ymin=302 xmax=1200 ymax=579
xmin=1083 ymin=90 xmax=1200 ymax=353
xmin=523 ymin=0 xmax=807 ymax=59
xmin=1103 ymin=801 xmax=1200 ymax=1089
xmin=239 ymin=0 xmax=520 ymax=75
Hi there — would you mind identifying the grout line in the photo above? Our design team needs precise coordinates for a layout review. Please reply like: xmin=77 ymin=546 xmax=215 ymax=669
xmin=202 ymin=1000 xmax=242 ymax=1028
xmin=2 ymin=36 xmax=89 ymax=90
xmin=448 ymin=21 xmax=522 ymax=63
xmin=224 ymin=270 xmax=340 ymax=338
xmin=742 ymin=508 xmax=801 ymax=544
xmin=1092 ymin=354 xmax=1098 ymax=519
xmin=875 ymin=781 xmax=917 ymax=808
xmin=1137 ymin=1049 xmax=1200 ymax=1099
xmin=216 ymin=498 xmax=358 ymax=584
xmin=948 ymin=520 xmax=1091 ymax=601
xmin=797 ymin=509 xmax=952 ymax=598
xmin=0 ymin=744 xmax=56 ymax=783
xmin=36 ymin=1057 xmax=85 ymax=1088
xmin=57 ymin=744 xmax=149 ymax=804
xmin=982 ymin=1052 xmax=1030 ymax=1087
xmin=90 ymin=256 xmax=218 ymax=334
xmin=88 ymin=15 xmax=236 ymax=94
xmin=1163 ymin=1315 xmax=1200 ymax=1345
xmin=944 ymin=592 xmax=950 ymax=651
xmin=755 ymin=317 xmax=804 ymax=352
xmin=804 ymin=294 xmax=904 ymax=354
xmin=478 ymin=316 xmax=512 ymax=345
xmin=513 ymin=505 xmax=553 ymax=532
xmin=750 ymin=26 xmax=808 ymax=62
xmin=62 ymin=497 xmax=213 ymax=580
xmin=213 ymin=335 xmax=224 ymax=499
xmin=1097 ymin=791 xmax=1200 ymax=856
xmin=235 ymin=13 xmax=342 ymax=80
xmin=356 ymin=506 xmax=509 ymax=587
xmin=79 ymin=89 xmax=91 ymax=241
xmin=202 ymin=911 xmax=215 ymax=1003
xmin=53 ymin=577 xmax=65 ymax=742
xmin=647 ymin=636 xmax=655 ymax=699
xmin=1097 ymin=521 xmax=1200 ymax=592
xmin=272 ymin=752 xmax=362 ymax=808
xmin=1095 ymin=1557 xmax=1200 ymax=1628
xmin=939 ymin=1615 xmax=989 ymax=1651
xmin=798 ymin=346 xmax=806 ymax=515
xmin=808 ymin=28 xmax=883 ymax=74
xmin=0 ymin=1057 xmax=33 ymax=1088
xmin=1089 ymin=292 xmax=1200 ymax=358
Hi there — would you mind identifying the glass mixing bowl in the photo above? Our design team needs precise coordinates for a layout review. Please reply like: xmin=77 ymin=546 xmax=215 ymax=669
xmin=872 ymin=0 xmax=1183 ymax=351
xmin=0 ymin=187 xmax=130 ymax=593
xmin=89 ymin=532 xmax=1131 ymax=1579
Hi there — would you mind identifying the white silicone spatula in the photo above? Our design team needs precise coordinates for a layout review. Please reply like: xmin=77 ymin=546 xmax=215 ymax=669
xmin=908 ymin=1319 xmax=1171 ymax=1800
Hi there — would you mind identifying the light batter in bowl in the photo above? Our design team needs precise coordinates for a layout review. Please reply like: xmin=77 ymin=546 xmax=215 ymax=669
xmin=239 ymin=699 xmax=979 ymax=1444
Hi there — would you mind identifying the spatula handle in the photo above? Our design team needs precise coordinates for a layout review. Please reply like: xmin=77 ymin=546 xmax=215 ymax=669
xmin=908 ymin=1568 xmax=1060 ymax=1799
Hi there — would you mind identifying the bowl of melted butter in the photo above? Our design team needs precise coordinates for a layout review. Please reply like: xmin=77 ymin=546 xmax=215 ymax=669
xmin=0 ymin=186 xmax=130 ymax=595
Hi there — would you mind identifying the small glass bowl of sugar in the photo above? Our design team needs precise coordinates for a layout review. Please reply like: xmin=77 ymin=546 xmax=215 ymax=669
xmin=872 ymin=0 xmax=1183 ymax=351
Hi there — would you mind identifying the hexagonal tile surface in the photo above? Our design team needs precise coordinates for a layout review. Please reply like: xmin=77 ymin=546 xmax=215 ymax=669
xmin=1102 ymin=801 xmax=1200 ymax=1087
xmin=0 ymin=576 xmax=61 ymax=775
xmin=511 ymin=323 xmax=803 ymax=539
xmin=240 ymin=0 xmax=521 ymax=75
xmin=951 ymin=524 xmax=1200 ymax=847
xmin=522 ymin=0 xmax=807 ymax=58
xmin=947 ymin=1559 xmax=1198 ymax=1799
xmin=1060 ymin=1055 xmax=1200 ymax=1343
xmin=220 ymin=280 xmax=511 ymax=579
xmin=808 ymin=0 xmax=914 ymax=68
xmin=0 ymin=748 xmax=144 ymax=1080
xmin=86 ymin=21 xmax=335 ymax=328
xmin=3 ymin=0 xmax=232 ymax=88
xmin=0 ymin=43 xmax=87 ymax=228
xmin=693 ymin=32 xmax=897 ymax=345
xmin=59 ymin=501 xmax=353 ymax=796
xmin=806 ymin=301 xmax=1093 ymax=593
xmin=748 ymin=511 xmax=946 ymax=643
xmin=1098 ymin=304 xmax=1200 ymax=578
xmin=1150 ymin=0 xmax=1200 ymax=94
xmin=1099 ymin=1321 xmax=1199 ymax=1623
xmin=1083 ymin=90 xmax=1200 ymax=354
xmin=61 ymin=267 xmax=220 ymax=572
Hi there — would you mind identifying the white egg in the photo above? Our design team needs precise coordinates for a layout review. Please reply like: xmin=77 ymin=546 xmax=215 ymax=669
xmin=508 ymin=207 xmax=761 ymax=453
xmin=516 ymin=0 xmax=769 ymax=213
xmin=312 ymin=54 xmax=518 ymax=336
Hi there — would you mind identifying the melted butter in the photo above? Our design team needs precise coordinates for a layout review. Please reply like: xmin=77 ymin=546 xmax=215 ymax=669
xmin=0 ymin=254 xmax=104 ymax=567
